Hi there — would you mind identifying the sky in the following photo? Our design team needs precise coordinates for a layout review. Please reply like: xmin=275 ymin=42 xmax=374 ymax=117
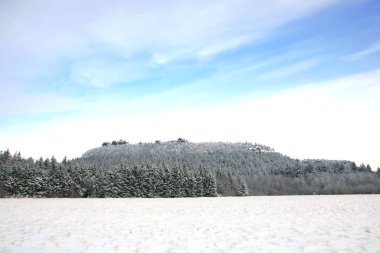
xmin=0 ymin=0 xmax=379 ymax=169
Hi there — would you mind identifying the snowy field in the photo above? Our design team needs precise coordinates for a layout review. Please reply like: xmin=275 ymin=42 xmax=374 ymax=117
xmin=0 ymin=195 xmax=379 ymax=253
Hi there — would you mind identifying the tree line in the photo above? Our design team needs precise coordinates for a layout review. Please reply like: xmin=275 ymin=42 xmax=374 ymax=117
xmin=1 ymin=141 xmax=380 ymax=198
xmin=0 ymin=150 xmax=219 ymax=198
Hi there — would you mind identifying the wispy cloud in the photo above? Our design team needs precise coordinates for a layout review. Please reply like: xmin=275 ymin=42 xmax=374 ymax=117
xmin=69 ymin=58 xmax=148 ymax=88
xmin=0 ymin=86 xmax=78 ymax=117
xmin=197 ymin=35 xmax=253 ymax=59
xmin=344 ymin=41 xmax=380 ymax=61
xmin=0 ymin=0 xmax=342 ymax=79
xmin=0 ymin=0 xmax=346 ymax=119
xmin=258 ymin=58 xmax=321 ymax=79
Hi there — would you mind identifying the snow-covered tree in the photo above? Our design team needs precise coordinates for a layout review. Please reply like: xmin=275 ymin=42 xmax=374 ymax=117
xmin=238 ymin=181 xmax=249 ymax=196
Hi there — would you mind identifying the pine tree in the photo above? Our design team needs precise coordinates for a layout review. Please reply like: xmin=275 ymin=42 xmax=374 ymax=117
xmin=162 ymin=167 xmax=172 ymax=198
xmin=183 ymin=169 xmax=196 ymax=197
xmin=238 ymin=181 xmax=249 ymax=196
xmin=195 ymin=173 xmax=204 ymax=197
xmin=203 ymin=174 xmax=218 ymax=197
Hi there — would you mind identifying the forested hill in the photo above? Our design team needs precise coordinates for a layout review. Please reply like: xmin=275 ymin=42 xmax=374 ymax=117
xmin=1 ymin=139 xmax=379 ymax=198
xmin=77 ymin=140 xmax=358 ymax=177
xmin=73 ymin=139 xmax=379 ymax=195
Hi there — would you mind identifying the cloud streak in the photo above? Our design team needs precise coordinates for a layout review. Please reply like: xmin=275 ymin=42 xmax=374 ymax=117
xmin=0 ymin=0 xmax=341 ymax=74
xmin=258 ymin=58 xmax=321 ymax=79
xmin=0 ymin=0 xmax=346 ymax=118
xmin=69 ymin=57 xmax=148 ymax=88
xmin=344 ymin=41 xmax=380 ymax=61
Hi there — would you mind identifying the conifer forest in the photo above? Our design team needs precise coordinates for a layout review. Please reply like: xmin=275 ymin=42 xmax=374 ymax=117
xmin=1 ymin=139 xmax=379 ymax=198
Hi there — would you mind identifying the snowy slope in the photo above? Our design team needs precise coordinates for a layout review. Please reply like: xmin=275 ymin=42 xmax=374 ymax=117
xmin=1 ymin=195 xmax=379 ymax=253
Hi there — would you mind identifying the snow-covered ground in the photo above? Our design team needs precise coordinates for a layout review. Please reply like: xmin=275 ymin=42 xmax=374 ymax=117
xmin=0 ymin=195 xmax=379 ymax=253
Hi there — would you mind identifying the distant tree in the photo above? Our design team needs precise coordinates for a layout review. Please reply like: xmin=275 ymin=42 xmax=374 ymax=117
xmin=203 ymin=174 xmax=218 ymax=197
xmin=0 ymin=149 xmax=11 ymax=164
xmin=177 ymin=138 xmax=187 ymax=143
xmin=351 ymin=162 xmax=358 ymax=171
xmin=62 ymin=156 xmax=69 ymax=165
xmin=144 ymin=166 xmax=157 ymax=198
xmin=238 ymin=181 xmax=249 ymax=196
xmin=183 ymin=170 xmax=196 ymax=197
xmin=171 ymin=166 xmax=185 ymax=197
xmin=117 ymin=139 xmax=128 ymax=145
xmin=162 ymin=167 xmax=172 ymax=197
xmin=304 ymin=164 xmax=314 ymax=174
xmin=359 ymin=163 xmax=367 ymax=172
xmin=51 ymin=156 xmax=58 ymax=170
xmin=44 ymin=158 xmax=51 ymax=169
xmin=195 ymin=170 xmax=204 ymax=197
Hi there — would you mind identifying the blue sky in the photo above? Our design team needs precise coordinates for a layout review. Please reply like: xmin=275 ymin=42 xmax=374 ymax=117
xmin=0 ymin=0 xmax=380 ymax=168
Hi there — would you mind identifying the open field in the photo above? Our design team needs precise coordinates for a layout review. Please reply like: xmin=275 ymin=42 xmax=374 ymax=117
xmin=1 ymin=195 xmax=379 ymax=253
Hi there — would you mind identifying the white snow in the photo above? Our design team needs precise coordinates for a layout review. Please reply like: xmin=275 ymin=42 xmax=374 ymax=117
xmin=1 ymin=195 xmax=379 ymax=253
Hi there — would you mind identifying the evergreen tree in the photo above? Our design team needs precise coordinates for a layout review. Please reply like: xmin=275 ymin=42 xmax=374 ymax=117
xmin=238 ymin=181 xmax=249 ymax=196
xmin=203 ymin=174 xmax=218 ymax=197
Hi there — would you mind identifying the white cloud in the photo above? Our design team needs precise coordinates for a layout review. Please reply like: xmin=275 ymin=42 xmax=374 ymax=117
xmin=0 ymin=87 xmax=78 ymax=116
xmin=216 ymin=48 xmax=319 ymax=80
xmin=197 ymin=36 xmax=253 ymax=58
xmin=89 ymin=0 xmax=343 ymax=63
xmin=0 ymin=0 xmax=342 ymax=66
xmin=344 ymin=41 xmax=380 ymax=61
xmin=258 ymin=58 xmax=321 ymax=79
xmin=69 ymin=58 xmax=147 ymax=88
xmin=150 ymin=53 xmax=171 ymax=66
xmin=0 ymin=0 xmax=346 ymax=116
